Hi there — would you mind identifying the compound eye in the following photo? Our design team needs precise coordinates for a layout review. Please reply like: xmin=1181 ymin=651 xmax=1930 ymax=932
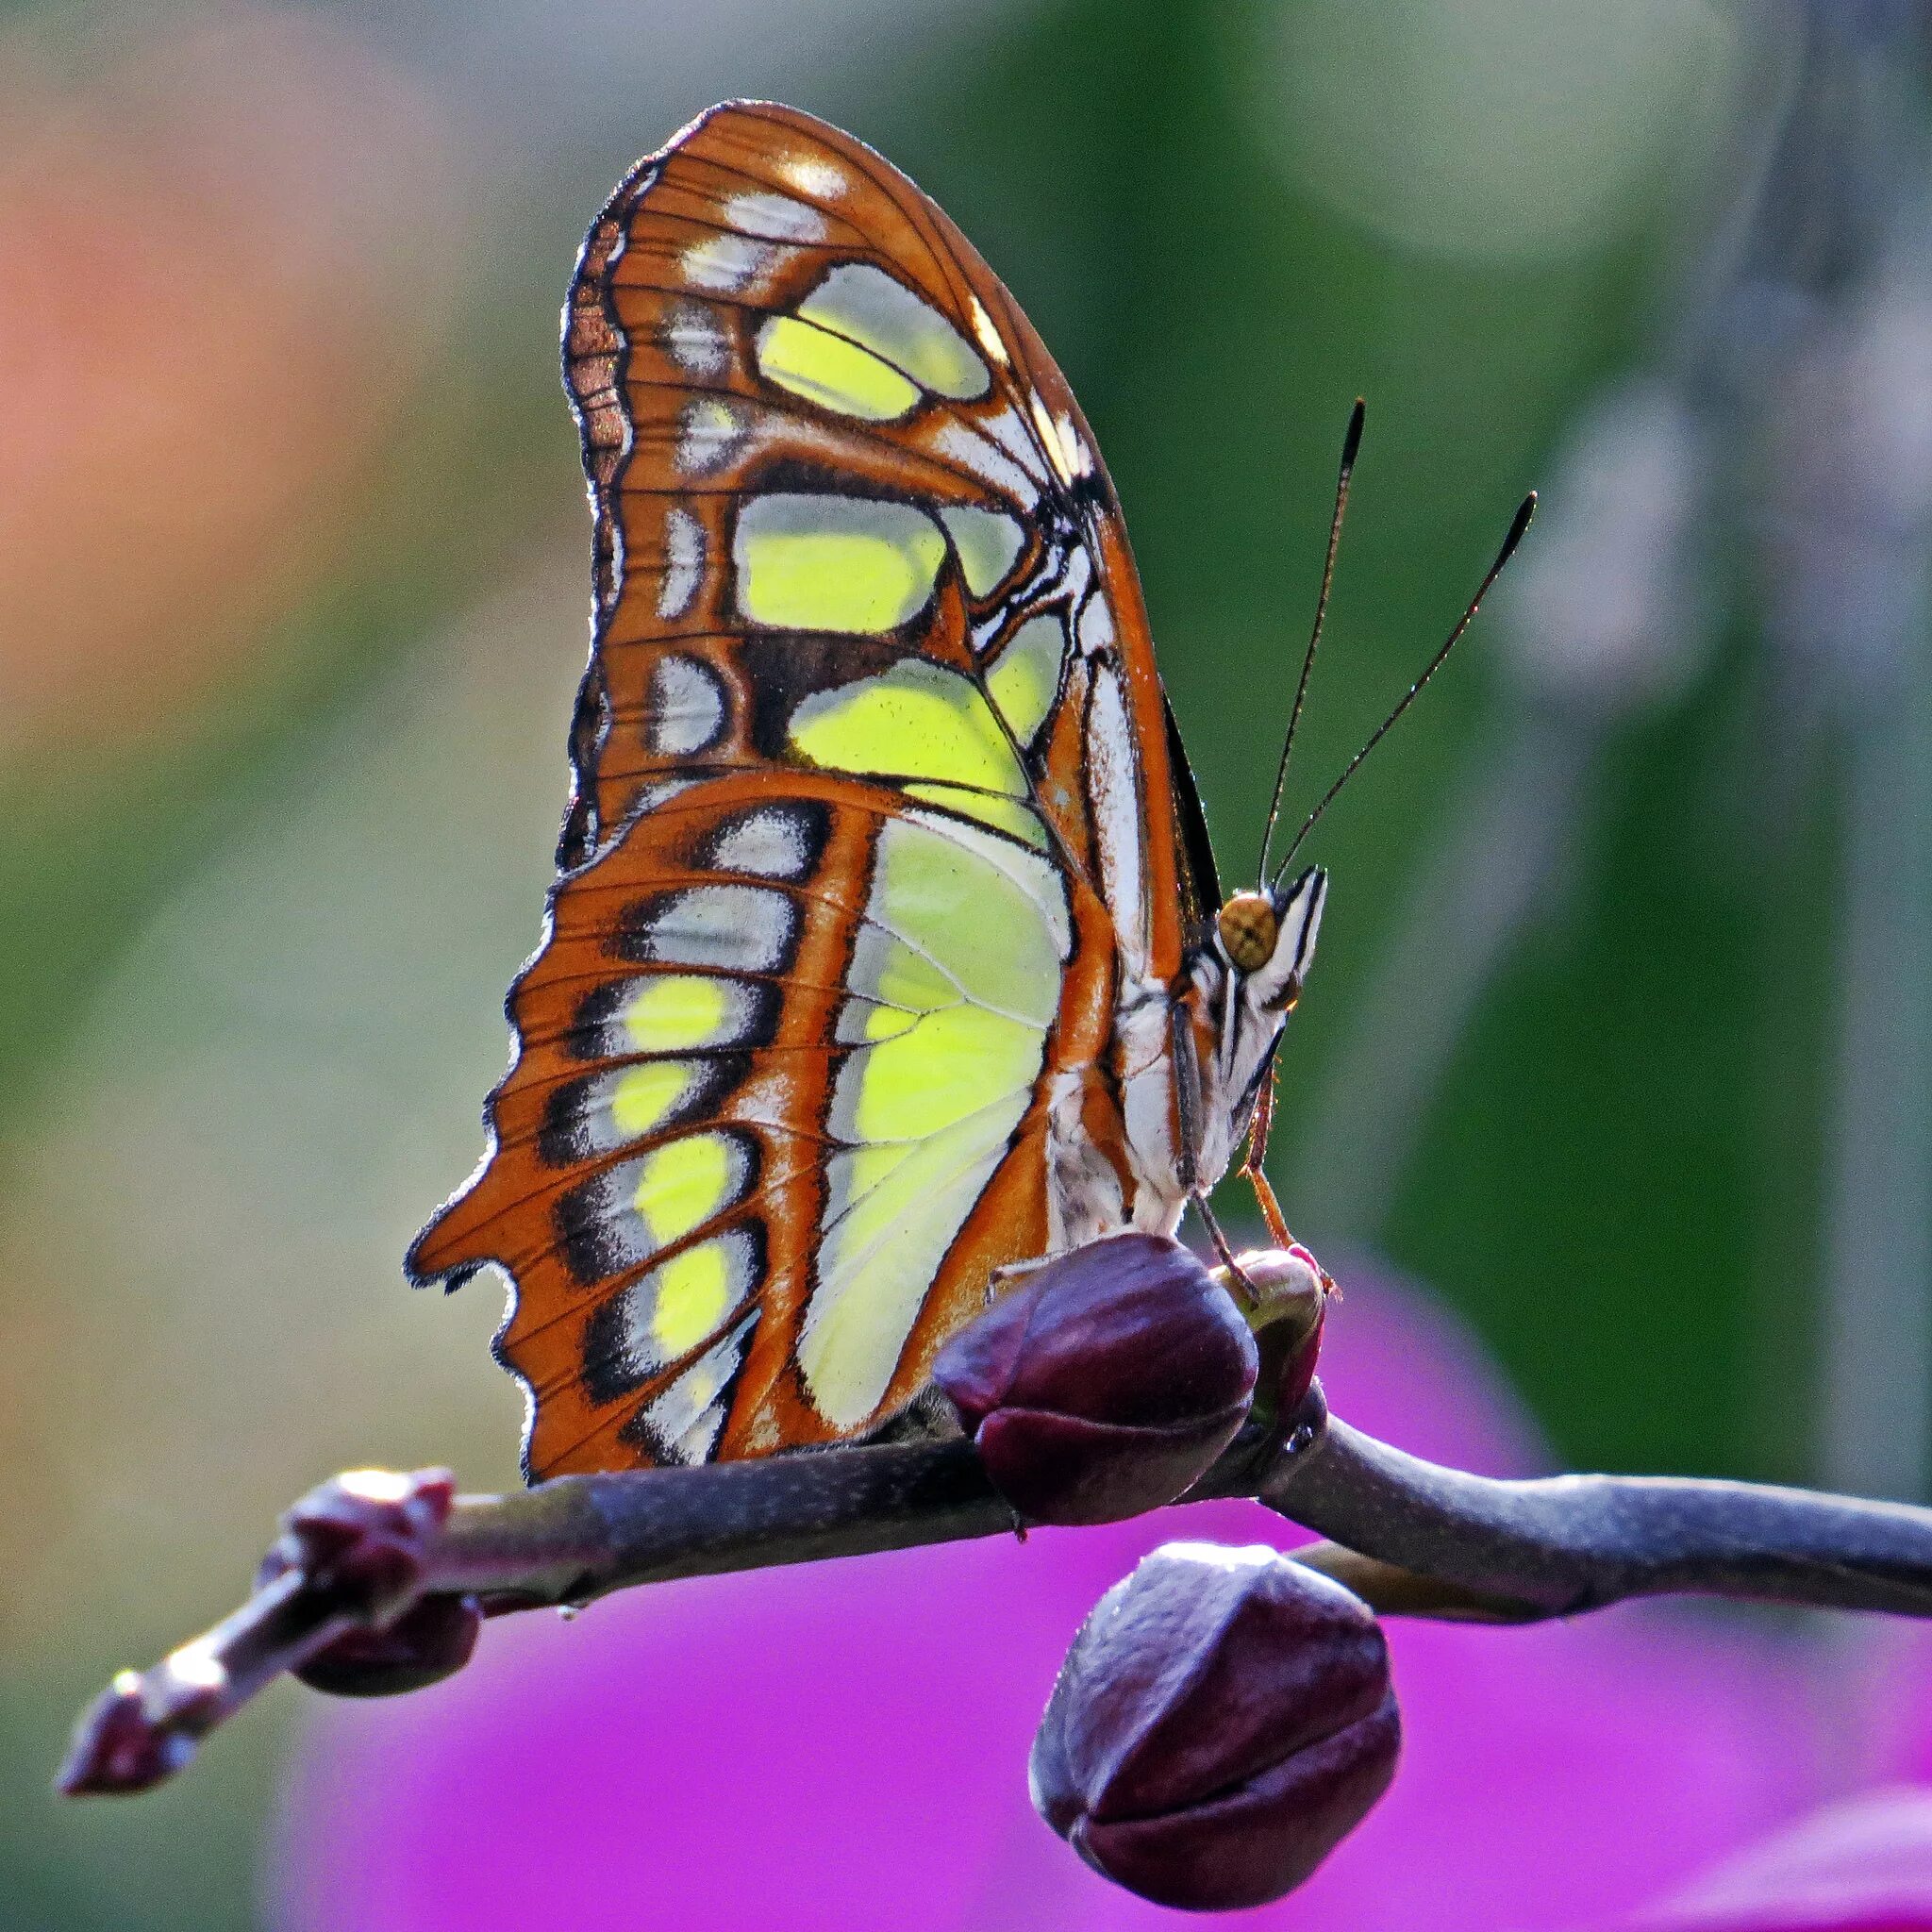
xmin=1216 ymin=891 xmax=1278 ymax=974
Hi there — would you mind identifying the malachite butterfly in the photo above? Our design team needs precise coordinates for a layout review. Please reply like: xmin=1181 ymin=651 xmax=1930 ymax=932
xmin=408 ymin=101 xmax=1359 ymax=1479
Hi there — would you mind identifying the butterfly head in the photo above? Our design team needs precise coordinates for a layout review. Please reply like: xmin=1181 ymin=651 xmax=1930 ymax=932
xmin=1215 ymin=867 xmax=1325 ymax=1014
xmin=1173 ymin=866 xmax=1326 ymax=1196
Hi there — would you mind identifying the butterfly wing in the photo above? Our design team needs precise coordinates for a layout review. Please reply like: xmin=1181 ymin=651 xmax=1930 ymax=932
xmin=408 ymin=101 xmax=1204 ymax=1476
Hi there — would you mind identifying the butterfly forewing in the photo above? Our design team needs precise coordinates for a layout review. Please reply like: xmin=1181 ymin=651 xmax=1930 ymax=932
xmin=409 ymin=101 xmax=1198 ymax=1476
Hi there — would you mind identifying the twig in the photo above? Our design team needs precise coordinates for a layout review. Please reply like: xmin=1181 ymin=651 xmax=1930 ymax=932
xmin=60 ymin=1384 xmax=1932 ymax=1797
xmin=57 ymin=1573 xmax=378 ymax=1795
xmin=1269 ymin=1414 xmax=1932 ymax=1619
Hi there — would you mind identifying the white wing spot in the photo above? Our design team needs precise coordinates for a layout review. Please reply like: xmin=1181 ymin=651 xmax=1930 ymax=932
xmin=1085 ymin=661 xmax=1148 ymax=974
xmin=933 ymin=421 xmax=1041 ymax=510
xmin=657 ymin=507 xmax=705 ymax=619
xmin=969 ymin=294 xmax=1010 ymax=369
xmin=776 ymin=153 xmax=846 ymax=200
xmin=647 ymin=654 xmax=724 ymax=756
xmin=1055 ymin=411 xmax=1094 ymax=479
xmin=708 ymin=806 xmax=817 ymax=880
xmin=633 ymin=886 xmax=797 ymax=972
xmin=682 ymin=231 xmax=778 ymax=293
xmin=663 ymin=298 xmax=728 ymax=377
xmin=1076 ymin=589 xmax=1117 ymax=657
xmin=630 ymin=777 xmax=697 ymax=817
xmin=677 ymin=397 xmax=749 ymax=475
xmin=1029 ymin=392 xmax=1073 ymax=485
xmin=725 ymin=191 xmax=826 ymax=242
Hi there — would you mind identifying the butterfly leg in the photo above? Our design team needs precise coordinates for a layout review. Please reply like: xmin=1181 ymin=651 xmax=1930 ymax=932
xmin=1191 ymin=1190 xmax=1260 ymax=1307
xmin=1169 ymin=998 xmax=1260 ymax=1301
xmin=1243 ymin=1163 xmax=1295 ymax=1250
xmin=1239 ymin=1070 xmax=1297 ymax=1250
xmin=1236 ymin=1071 xmax=1337 ymax=1302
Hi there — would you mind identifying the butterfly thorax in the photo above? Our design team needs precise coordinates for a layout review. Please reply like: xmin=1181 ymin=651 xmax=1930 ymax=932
xmin=1042 ymin=866 xmax=1325 ymax=1258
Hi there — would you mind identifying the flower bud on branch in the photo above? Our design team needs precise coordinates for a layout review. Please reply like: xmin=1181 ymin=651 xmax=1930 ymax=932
xmin=281 ymin=1593 xmax=481 ymax=1700
xmin=58 ymin=1466 xmax=464 ymax=1793
xmin=57 ymin=1241 xmax=1932 ymax=1805
xmin=265 ymin=1466 xmax=460 ymax=1619
xmin=1235 ymin=1241 xmax=1328 ymax=1420
xmin=255 ymin=1472 xmax=481 ymax=1697
xmin=934 ymin=1234 xmax=1259 ymax=1524
xmin=1030 ymin=1541 xmax=1399 ymax=1909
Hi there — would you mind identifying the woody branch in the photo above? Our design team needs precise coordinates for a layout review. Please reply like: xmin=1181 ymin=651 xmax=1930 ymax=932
xmin=59 ymin=1379 xmax=1932 ymax=1797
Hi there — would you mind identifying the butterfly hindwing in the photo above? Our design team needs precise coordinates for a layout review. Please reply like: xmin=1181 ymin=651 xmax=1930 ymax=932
xmin=409 ymin=101 xmax=1199 ymax=1475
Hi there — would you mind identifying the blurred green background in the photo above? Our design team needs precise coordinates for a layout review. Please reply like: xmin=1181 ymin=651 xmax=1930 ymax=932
xmin=4 ymin=0 xmax=1927 ymax=1924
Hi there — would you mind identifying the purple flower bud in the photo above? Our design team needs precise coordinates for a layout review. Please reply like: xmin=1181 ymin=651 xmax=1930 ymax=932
xmin=1030 ymin=1541 xmax=1400 ymax=1910
xmin=57 ymin=1676 xmax=199 ymax=1796
xmin=291 ymin=1594 xmax=482 ymax=1699
xmin=249 ymin=1468 xmax=479 ymax=1698
xmin=1236 ymin=1243 xmax=1327 ymax=1416
xmin=258 ymin=1466 xmax=456 ymax=1622
xmin=933 ymin=1234 xmax=1258 ymax=1525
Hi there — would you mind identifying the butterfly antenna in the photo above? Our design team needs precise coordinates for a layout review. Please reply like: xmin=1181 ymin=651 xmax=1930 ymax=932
xmin=1256 ymin=399 xmax=1366 ymax=889
xmin=1274 ymin=491 xmax=1536 ymax=882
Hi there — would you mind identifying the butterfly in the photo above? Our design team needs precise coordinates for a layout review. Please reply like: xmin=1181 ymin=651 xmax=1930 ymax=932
xmin=408 ymin=100 xmax=1525 ymax=1479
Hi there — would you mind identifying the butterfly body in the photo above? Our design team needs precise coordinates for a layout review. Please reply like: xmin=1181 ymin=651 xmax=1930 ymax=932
xmin=409 ymin=102 xmax=1324 ymax=1478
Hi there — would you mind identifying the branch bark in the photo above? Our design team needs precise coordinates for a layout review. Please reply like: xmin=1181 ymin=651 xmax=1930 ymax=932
xmin=59 ymin=1382 xmax=1932 ymax=1797
xmin=1271 ymin=1414 xmax=1932 ymax=1620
